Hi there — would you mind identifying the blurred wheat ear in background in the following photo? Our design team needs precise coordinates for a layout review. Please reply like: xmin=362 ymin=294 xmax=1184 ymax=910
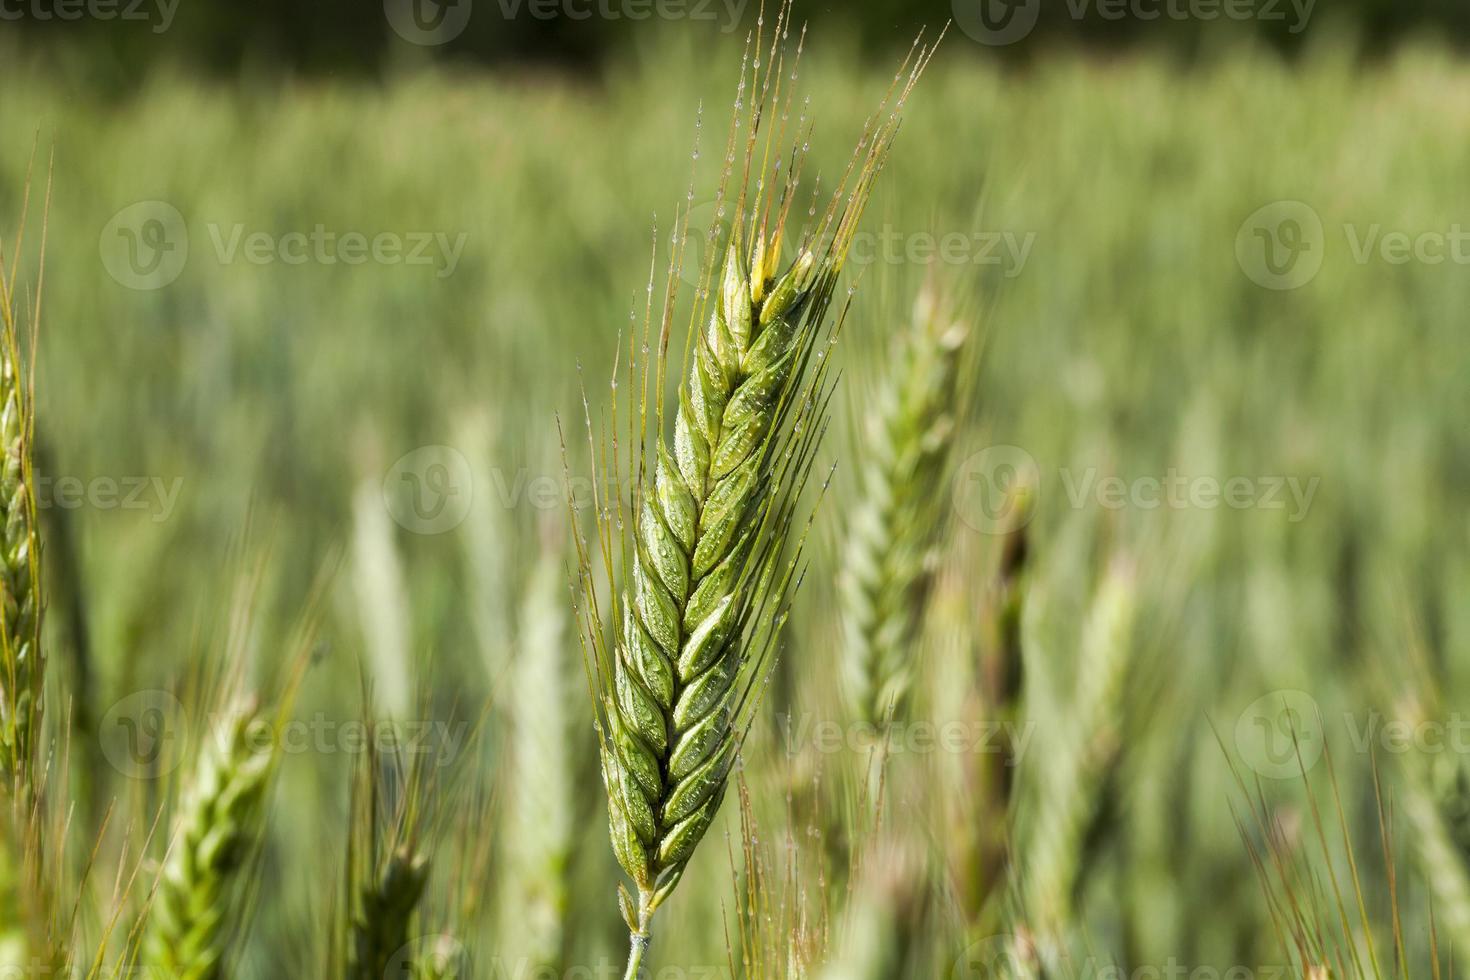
xmin=569 ymin=6 xmax=938 ymax=974
xmin=839 ymin=282 xmax=974 ymax=734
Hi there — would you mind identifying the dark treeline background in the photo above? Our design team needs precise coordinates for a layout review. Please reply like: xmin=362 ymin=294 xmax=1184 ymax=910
xmin=5 ymin=0 xmax=1468 ymax=84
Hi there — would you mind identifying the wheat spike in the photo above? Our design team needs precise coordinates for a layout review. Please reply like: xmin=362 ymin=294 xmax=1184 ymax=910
xmin=840 ymin=283 xmax=972 ymax=728
xmin=0 ymin=227 xmax=44 ymax=798
xmin=142 ymin=700 xmax=274 ymax=980
xmin=1398 ymin=707 xmax=1470 ymax=945
xmin=1020 ymin=558 xmax=1136 ymax=945
xmin=348 ymin=845 xmax=431 ymax=980
xmin=499 ymin=530 xmax=574 ymax=969
xmin=0 ymin=178 xmax=49 ymax=972
xmin=572 ymin=15 xmax=935 ymax=970
xmin=601 ymin=219 xmax=834 ymax=953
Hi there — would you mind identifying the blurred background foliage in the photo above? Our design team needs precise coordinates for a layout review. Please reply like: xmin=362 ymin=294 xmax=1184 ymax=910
xmin=8 ymin=0 xmax=1470 ymax=85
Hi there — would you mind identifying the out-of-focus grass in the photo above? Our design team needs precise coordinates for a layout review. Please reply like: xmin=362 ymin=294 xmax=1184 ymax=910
xmin=0 ymin=26 xmax=1467 ymax=976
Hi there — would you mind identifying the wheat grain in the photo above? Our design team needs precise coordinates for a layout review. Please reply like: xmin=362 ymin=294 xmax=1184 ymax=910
xmin=142 ymin=699 xmax=274 ymax=980
xmin=571 ymin=14 xmax=936 ymax=972
xmin=839 ymin=284 xmax=972 ymax=730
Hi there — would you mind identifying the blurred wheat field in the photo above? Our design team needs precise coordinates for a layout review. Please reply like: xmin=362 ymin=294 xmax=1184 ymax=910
xmin=0 ymin=23 xmax=1467 ymax=979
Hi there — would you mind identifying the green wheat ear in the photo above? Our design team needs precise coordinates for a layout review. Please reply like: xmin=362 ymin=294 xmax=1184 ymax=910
xmin=0 ymin=189 xmax=46 ymax=799
xmin=348 ymin=846 xmax=431 ymax=980
xmin=839 ymin=282 xmax=975 ymax=730
xmin=568 ymin=8 xmax=938 ymax=974
xmin=142 ymin=700 xmax=275 ymax=980
xmin=0 ymin=170 xmax=53 ymax=973
xmin=1020 ymin=558 xmax=1137 ymax=947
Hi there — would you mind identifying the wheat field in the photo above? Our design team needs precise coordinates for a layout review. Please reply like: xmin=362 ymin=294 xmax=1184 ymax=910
xmin=0 ymin=13 xmax=1466 ymax=979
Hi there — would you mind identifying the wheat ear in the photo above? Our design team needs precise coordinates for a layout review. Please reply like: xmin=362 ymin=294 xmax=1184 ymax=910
xmin=1397 ymin=702 xmax=1470 ymax=946
xmin=952 ymin=488 xmax=1031 ymax=928
xmin=840 ymin=284 xmax=972 ymax=729
xmin=500 ymin=527 xmax=574 ymax=969
xmin=0 ymin=206 xmax=45 ymax=799
xmin=1020 ymin=558 xmax=1136 ymax=946
xmin=348 ymin=845 xmax=431 ymax=980
xmin=572 ymin=16 xmax=937 ymax=972
xmin=0 ymin=172 xmax=50 ymax=971
xmin=142 ymin=700 xmax=274 ymax=980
